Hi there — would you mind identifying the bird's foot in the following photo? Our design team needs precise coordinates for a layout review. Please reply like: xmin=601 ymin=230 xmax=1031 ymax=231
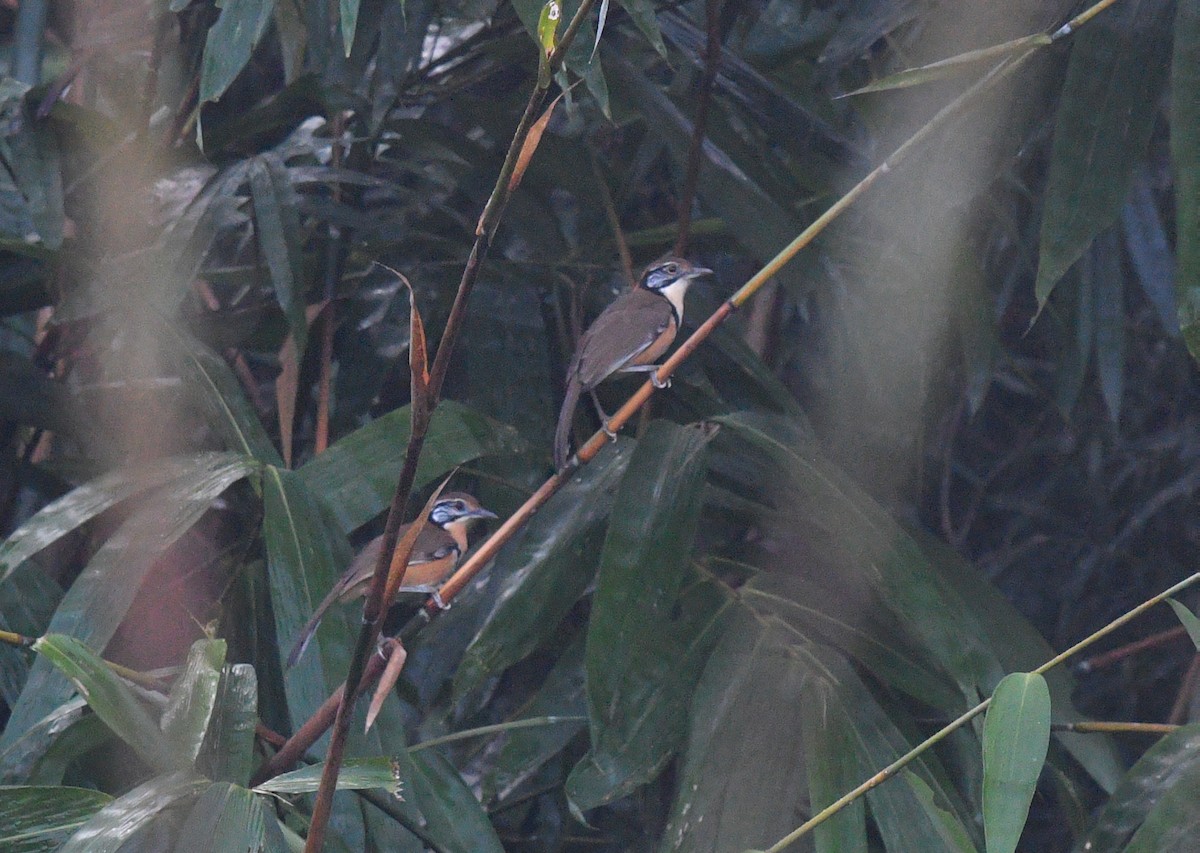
xmin=601 ymin=422 xmax=618 ymax=440
xmin=651 ymin=371 xmax=671 ymax=389
xmin=430 ymin=591 xmax=451 ymax=611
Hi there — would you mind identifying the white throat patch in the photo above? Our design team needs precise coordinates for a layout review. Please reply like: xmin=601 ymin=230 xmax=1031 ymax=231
xmin=658 ymin=278 xmax=692 ymax=322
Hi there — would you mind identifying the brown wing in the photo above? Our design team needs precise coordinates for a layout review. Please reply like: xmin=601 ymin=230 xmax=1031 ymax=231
xmin=571 ymin=288 xmax=676 ymax=391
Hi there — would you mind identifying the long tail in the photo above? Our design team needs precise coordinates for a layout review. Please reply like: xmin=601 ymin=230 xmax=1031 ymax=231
xmin=286 ymin=584 xmax=342 ymax=667
xmin=554 ymin=376 xmax=582 ymax=469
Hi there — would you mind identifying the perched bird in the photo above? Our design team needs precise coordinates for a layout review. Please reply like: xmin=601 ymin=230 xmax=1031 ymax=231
xmin=553 ymin=256 xmax=712 ymax=468
xmin=287 ymin=492 xmax=496 ymax=666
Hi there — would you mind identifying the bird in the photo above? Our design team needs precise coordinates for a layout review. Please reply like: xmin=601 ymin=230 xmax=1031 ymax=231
xmin=553 ymin=256 xmax=712 ymax=469
xmin=287 ymin=492 xmax=496 ymax=666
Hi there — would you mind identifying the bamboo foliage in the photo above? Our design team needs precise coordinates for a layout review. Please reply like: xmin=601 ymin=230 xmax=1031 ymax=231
xmin=0 ymin=1 xmax=1196 ymax=851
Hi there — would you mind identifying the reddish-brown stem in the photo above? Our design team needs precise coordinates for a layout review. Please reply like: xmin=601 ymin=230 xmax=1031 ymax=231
xmin=302 ymin=4 xmax=598 ymax=847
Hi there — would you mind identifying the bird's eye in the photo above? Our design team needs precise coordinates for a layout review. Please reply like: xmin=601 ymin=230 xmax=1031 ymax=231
xmin=665 ymin=263 xmax=679 ymax=275
xmin=453 ymin=501 xmax=466 ymax=511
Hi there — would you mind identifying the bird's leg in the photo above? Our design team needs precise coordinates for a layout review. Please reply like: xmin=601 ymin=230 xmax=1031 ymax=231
xmin=589 ymin=390 xmax=618 ymax=439
xmin=621 ymin=363 xmax=671 ymax=388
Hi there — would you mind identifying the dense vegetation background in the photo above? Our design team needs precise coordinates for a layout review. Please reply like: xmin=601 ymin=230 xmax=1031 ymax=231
xmin=0 ymin=0 xmax=1197 ymax=850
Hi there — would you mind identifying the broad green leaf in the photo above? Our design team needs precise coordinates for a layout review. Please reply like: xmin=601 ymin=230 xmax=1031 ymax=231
xmin=160 ymin=639 xmax=227 ymax=772
xmin=914 ymin=531 xmax=1123 ymax=794
xmin=1077 ymin=724 xmax=1200 ymax=851
xmin=982 ymin=673 xmax=1051 ymax=853
xmin=0 ymin=698 xmax=93 ymax=785
xmin=904 ymin=772 xmax=977 ymax=852
xmin=297 ymin=400 xmax=523 ymax=534
xmin=1034 ymin=0 xmax=1173 ymax=308
xmin=249 ymin=154 xmax=307 ymax=358
xmin=405 ymin=750 xmax=506 ymax=853
xmin=712 ymin=411 xmax=997 ymax=698
xmin=664 ymin=616 xmax=976 ymax=853
xmin=261 ymin=466 xmax=354 ymax=733
xmin=567 ymin=422 xmax=729 ymax=811
xmin=484 ymin=634 xmax=588 ymax=804
xmin=200 ymin=0 xmax=280 ymax=105
xmin=58 ymin=770 xmax=208 ymax=853
xmin=0 ymin=785 xmax=112 ymax=853
xmin=1123 ymin=758 xmax=1200 ymax=852
xmin=0 ymin=562 xmax=61 ymax=707
xmin=454 ymin=440 xmax=632 ymax=703
xmin=175 ymin=782 xmax=288 ymax=853
xmin=0 ymin=113 xmax=65 ymax=249
xmin=172 ymin=329 xmax=283 ymax=465
xmin=254 ymin=757 xmax=401 ymax=795
xmin=661 ymin=618 xmax=816 ymax=853
xmin=740 ymin=571 xmax=963 ymax=713
xmin=0 ymin=455 xmax=218 ymax=585
xmin=197 ymin=663 xmax=257 ymax=785
xmin=1165 ymin=598 xmax=1200 ymax=649
xmin=618 ymin=0 xmax=667 ymax=57
xmin=0 ymin=453 xmax=256 ymax=766
xmin=801 ymin=687 xmax=868 ymax=853
xmin=1174 ymin=0 xmax=1200 ymax=356
xmin=32 ymin=634 xmax=177 ymax=772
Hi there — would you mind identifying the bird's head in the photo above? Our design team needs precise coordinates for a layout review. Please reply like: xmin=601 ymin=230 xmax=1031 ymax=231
xmin=639 ymin=257 xmax=713 ymax=314
xmin=428 ymin=492 xmax=498 ymax=530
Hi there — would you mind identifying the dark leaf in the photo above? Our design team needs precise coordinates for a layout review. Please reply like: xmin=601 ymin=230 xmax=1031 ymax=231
xmin=1034 ymin=0 xmax=1173 ymax=308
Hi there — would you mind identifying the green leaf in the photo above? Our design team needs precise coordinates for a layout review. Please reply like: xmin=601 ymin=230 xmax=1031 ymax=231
xmin=0 ymin=698 xmax=93 ymax=785
xmin=1174 ymin=1 xmax=1200 ymax=356
xmin=160 ymin=639 xmax=227 ymax=769
xmin=982 ymin=673 xmax=1051 ymax=853
xmin=0 ymin=561 xmax=62 ymax=707
xmin=617 ymin=0 xmax=667 ymax=57
xmin=0 ymin=113 xmax=65 ymax=250
xmin=261 ymin=466 xmax=354 ymax=730
xmin=1165 ymin=598 xmax=1200 ymax=650
xmin=57 ymin=770 xmax=208 ymax=852
xmin=175 ymin=782 xmax=288 ymax=853
xmin=197 ymin=664 xmax=257 ymax=785
xmin=1124 ymin=751 xmax=1200 ymax=852
xmin=171 ymin=329 xmax=283 ymax=464
xmin=340 ymin=0 xmax=361 ymax=57
xmin=0 ymin=455 xmax=217 ymax=585
xmin=455 ymin=440 xmax=632 ymax=702
xmin=0 ymin=785 xmax=113 ymax=853
xmin=249 ymin=154 xmax=307 ymax=358
xmin=904 ymin=772 xmax=977 ymax=852
xmin=254 ymin=757 xmax=401 ymax=795
xmin=0 ymin=453 xmax=256 ymax=767
xmin=296 ymin=400 xmax=523 ymax=534
xmin=842 ymin=34 xmax=1048 ymax=96
xmin=1089 ymin=231 xmax=1125 ymax=419
xmin=1078 ymin=723 xmax=1200 ymax=851
xmin=32 ymin=635 xmax=177 ymax=772
xmin=1034 ymin=0 xmax=1173 ymax=308
xmin=199 ymin=0 xmax=280 ymax=105
xmin=484 ymin=634 xmax=588 ymax=804
xmin=405 ymin=750 xmax=506 ymax=853
xmin=567 ymin=422 xmax=729 ymax=811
